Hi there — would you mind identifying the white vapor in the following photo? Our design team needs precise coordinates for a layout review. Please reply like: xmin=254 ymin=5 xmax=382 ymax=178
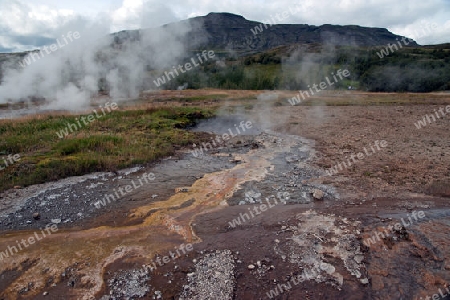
xmin=0 ymin=15 xmax=201 ymax=110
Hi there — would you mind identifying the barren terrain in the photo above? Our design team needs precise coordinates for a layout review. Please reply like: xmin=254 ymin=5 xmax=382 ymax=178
xmin=0 ymin=90 xmax=449 ymax=300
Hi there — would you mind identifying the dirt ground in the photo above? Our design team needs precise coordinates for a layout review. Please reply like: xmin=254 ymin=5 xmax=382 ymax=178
xmin=276 ymin=102 xmax=450 ymax=199
xmin=1 ymin=91 xmax=450 ymax=300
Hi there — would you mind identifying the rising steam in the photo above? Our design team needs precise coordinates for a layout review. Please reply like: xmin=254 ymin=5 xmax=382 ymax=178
xmin=0 ymin=16 xmax=203 ymax=111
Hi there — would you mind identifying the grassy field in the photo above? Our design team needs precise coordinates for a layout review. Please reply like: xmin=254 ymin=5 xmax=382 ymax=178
xmin=1 ymin=90 xmax=449 ymax=193
xmin=0 ymin=107 xmax=213 ymax=192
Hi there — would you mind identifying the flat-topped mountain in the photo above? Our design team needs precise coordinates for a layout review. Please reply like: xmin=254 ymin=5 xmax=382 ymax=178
xmin=194 ymin=12 xmax=418 ymax=53
xmin=112 ymin=12 xmax=418 ymax=56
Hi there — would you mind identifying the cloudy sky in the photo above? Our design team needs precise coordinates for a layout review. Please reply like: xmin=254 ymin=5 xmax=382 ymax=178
xmin=1 ymin=0 xmax=449 ymax=52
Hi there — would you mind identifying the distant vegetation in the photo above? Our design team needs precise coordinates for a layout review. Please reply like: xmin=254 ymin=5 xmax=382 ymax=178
xmin=152 ymin=45 xmax=450 ymax=92
xmin=2 ymin=44 xmax=449 ymax=95
xmin=356 ymin=47 xmax=450 ymax=92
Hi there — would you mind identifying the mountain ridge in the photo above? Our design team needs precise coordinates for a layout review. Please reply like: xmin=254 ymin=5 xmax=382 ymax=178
xmin=135 ymin=12 xmax=419 ymax=56
xmin=0 ymin=12 xmax=423 ymax=57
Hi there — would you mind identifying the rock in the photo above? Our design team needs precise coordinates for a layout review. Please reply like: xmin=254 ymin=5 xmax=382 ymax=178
xmin=43 ymin=291 xmax=49 ymax=296
xmin=248 ymin=264 xmax=255 ymax=270
xmin=104 ymin=268 xmax=150 ymax=299
xmin=256 ymin=261 xmax=262 ymax=268
xmin=354 ymin=254 xmax=365 ymax=264
xmin=229 ymin=156 xmax=243 ymax=163
xmin=285 ymin=155 xmax=299 ymax=163
xmin=13 ymin=185 xmax=22 ymax=189
xmin=180 ymin=250 xmax=235 ymax=300
xmin=360 ymin=278 xmax=369 ymax=285
xmin=175 ymin=187 xmax=190 ymax=193
xmin=32 ymin=213 xmax=40 ymax=220
xmin=312 ymin=189 xmax=324 ymax=200
xmin=51 ymin=219 xmax=61 ymax=224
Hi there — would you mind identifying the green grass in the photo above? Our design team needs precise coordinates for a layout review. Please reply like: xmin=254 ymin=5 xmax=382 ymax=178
xmin=182 ymin=94 xmax=229 ymax=102
xmin=0 ymin=107 xmax=214 ymax=192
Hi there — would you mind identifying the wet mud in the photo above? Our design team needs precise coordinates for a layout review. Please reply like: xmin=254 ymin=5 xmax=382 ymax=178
xmin=0 ymin=112 xmax=449 ymax=300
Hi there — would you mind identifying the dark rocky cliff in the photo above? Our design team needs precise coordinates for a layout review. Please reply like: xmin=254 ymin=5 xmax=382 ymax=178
xmin=139 ymin=12 xmax=418 ymax=55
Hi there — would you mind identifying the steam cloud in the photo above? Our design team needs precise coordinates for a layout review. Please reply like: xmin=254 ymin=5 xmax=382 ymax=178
xmin=0 ymin=16 xmax=203 ymax=111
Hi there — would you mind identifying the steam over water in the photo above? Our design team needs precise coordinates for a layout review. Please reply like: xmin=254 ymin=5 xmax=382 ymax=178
xmin=0 ymin=19 xmax=204 ymax=111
